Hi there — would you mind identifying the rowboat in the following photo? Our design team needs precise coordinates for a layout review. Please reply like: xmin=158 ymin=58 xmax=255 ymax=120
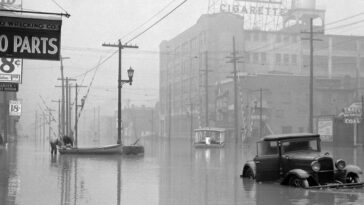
xmin=194 ymin=127 xmax=226 ymax=148
xmin=58 ymin=144 xmax=122 ymax=155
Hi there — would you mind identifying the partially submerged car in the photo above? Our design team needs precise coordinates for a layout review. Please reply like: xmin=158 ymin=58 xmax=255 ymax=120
xmin=241 ymin=133 xmax=364 ymax=188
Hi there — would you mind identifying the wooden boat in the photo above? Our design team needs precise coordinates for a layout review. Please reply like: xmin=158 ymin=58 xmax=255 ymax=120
xmin=194 ymin=127 xmax=226 ymax=148
xmin=58 ymin=144 xmax=122 ymax=155
xmin=122 ymin=145 xmax=145 ymax=155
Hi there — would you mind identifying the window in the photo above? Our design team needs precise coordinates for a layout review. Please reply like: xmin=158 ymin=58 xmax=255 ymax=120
xmin=283 ymin=35 xmax=290 ymax=43
xmin=276 ymin=34 xmax=281 ymax=43
xmin=245 ymin=32 xmax=251 ymax=41
xmin=253 ymin=53 xmax=259 ymax=63
xmin=253 ymin=32 xmax=259 ymax=41
xmin=276 ymin=109 xmax=284 ymax=118
xmin=275 ymin=53 xmax=281 ymax=65
xmin=261 ymin=53 xmax=267 ymax=64
xmin=283 ymin=54 xmax=289 ymax=65
xmin=298 ymin=127 xmax=305 ymax=133
xmin=261 ymin=33 xmax=267 ymax=41
xmin=257 ymin=141 xmax=278 ymax=156
xmin=282 ymin=139 xmax=319 ymax=153
xmin=291 ymin=35 xmax=297 ymax=43
xmin=291 ymin=54 xmax=297 ymax=65
xmin=282 ymin=126 xmax=292 ymax=134
xmin=245 ymin=52 xmax=251 ymax=63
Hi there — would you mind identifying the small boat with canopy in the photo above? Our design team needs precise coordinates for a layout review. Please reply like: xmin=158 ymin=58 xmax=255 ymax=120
xmin=193 ymin=127 xmax=226 ymax=148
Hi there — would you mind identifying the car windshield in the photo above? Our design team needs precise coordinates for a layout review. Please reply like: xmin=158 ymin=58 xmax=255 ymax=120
xmin=282 ymin=139 xmax=319 ymax=153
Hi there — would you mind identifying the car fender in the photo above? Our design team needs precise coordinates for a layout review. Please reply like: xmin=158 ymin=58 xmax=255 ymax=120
xmin=281 ymin=169 xmax=310 ymax=185
xmin=241 ymin=161 xmax=256 ymax=178
xmin=345 ymin=164 xmax=363 ymax=175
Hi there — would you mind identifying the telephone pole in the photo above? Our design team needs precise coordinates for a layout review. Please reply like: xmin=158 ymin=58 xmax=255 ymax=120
xmin=51 ymin=99 xmax=61 ymax=138
xmin=59 ymin=56 xmax=70 ymax=137
xmin=226 ymin=36 xmax=244 ymax=143
xmin=102 ymin=40 xmax=138 ymax=144
xmin=301 ymin=18 xmax=322 ymax=133
xmin=74 ymin=83 xmax=87 ymax=147
xmin=56 ymin=77 xmax=76 ymax=136
xmin=202 ymin=51 xmax=211 ymax=127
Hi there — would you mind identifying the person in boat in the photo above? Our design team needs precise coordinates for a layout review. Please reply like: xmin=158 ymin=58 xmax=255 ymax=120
xmin=62 ymin=135 xmax=74 ymax=147
xmin=50 ymin=137 xmax=61 ymax=155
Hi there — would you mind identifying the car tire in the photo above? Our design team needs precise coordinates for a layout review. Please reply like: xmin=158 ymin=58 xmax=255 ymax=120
xmin=346 ymin=174 xmax=360 ymax=184
xmin=289 ymin=176 xmax=309 ymax=188
xmin=244 ymin=167 xmax=255 ymax=179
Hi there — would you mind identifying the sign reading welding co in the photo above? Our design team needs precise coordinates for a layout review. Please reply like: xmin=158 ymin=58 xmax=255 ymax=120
xmin=0 ymin=15 xmax=62 ymax=60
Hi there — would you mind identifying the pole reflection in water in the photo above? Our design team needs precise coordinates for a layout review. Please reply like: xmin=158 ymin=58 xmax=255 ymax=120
xmin=0 ymin=143 xmax=18 ymax=205
xmin=59 ymin=155 xmax=125 ymax=205
xmin=1 ymin=137 xmax=364 ymax=205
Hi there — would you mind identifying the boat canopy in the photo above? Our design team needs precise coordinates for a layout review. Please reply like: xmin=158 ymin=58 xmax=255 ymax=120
xmin=194 ymin=127 xmax=225 ymax=144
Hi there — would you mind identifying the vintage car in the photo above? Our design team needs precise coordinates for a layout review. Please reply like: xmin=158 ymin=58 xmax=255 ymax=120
xmin=241 ymin=133 xmax=364 ymax=188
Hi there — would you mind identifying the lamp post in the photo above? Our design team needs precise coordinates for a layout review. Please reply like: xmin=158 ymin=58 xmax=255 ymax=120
xmin=117 ymin=66 xmax=134 ymax=144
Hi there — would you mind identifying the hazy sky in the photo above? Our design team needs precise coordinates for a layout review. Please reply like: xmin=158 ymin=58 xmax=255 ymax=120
xmin=9 ymin=0 xmax=364 ymax=134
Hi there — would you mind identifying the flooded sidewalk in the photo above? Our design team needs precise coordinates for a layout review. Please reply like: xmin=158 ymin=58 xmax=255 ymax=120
xmin=0 ymin=137 xmax=363 ymax=205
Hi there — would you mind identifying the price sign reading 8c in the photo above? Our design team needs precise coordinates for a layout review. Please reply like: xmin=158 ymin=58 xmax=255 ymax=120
xmin=0 ymin=58 xmax=16 ymax=73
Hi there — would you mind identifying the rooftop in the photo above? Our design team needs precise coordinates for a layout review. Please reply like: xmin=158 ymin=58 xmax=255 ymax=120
xmin=262 ymin=133 xmax=320 ymax=141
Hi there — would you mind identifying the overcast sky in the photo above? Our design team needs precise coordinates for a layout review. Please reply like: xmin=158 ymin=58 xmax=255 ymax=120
xmin=11 ymin=0 xmax=364 ymax=134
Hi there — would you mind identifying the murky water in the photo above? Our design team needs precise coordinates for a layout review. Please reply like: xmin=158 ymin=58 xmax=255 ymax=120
xmin=1 ymin=136 xmax=364 ymax=205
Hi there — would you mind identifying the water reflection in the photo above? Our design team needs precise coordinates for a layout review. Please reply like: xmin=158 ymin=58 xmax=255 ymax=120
xmin=1 ymin=137 xmax=364 ymax=205
xmin=242 ymin=178 xmax=364 ymax=205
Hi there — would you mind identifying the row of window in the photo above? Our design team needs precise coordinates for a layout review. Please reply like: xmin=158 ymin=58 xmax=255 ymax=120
xmin=245 ymin=32 xmax=298 ymax=44
xmin=276 ymin=53 xmax=297 ymax=65
xmin=245 ymin=52 xmax=298 ymax=65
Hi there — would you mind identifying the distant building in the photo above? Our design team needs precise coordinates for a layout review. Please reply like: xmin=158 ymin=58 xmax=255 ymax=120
xmin=159 ymin=6 xmax=364 ymax=138
xmin=0 ymin=92 xmax=18 ymax=142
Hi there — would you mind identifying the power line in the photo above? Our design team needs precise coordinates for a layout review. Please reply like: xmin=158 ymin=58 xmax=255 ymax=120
xmin=119 ymin=0 xmax=180 ymax=42
xmin=50 ymin=0 xmax=69 ymax=15
xmin=126 ymin=0 xmax=188 ymax=44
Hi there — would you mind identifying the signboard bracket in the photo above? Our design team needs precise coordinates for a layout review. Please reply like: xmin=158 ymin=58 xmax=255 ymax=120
xmin=0 ymin=9 xmax=70 ymax=18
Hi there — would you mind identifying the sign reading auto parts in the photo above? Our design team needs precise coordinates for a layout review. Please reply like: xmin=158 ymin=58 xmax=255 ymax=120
xmin=0 ymin=15 xmax=62 ymax=60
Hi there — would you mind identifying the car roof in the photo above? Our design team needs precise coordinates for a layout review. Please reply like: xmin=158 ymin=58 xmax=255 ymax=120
xmin=261 ymin=133 xmax=320 ymax=141
xmin=194 ymin=127 xmax=226 ymax=132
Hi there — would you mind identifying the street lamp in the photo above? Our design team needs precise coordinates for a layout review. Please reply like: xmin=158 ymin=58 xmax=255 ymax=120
xmin=126 ymin=67 xmax=134 ymax=85
xmin=117 ymin=66 xmax=134 ymax=144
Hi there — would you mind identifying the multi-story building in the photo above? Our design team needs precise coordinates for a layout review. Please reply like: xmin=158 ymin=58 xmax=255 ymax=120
xmin=159 ymin=5 xmax=364 ymax=139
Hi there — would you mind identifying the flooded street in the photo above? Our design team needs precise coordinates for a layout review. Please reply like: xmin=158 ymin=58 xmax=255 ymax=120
xmin=1 ymin=137 xmax=364 ymax=205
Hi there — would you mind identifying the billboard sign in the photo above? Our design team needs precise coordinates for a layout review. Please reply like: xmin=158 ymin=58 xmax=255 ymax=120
xmin=9 ymin=100 xmax=21 ymax=116
xmin=0 ymin=0 xmax=22 ymax=9
xmin=343 ymin=102 xmax=362 ymax=124
xmin=0 ymin=82 xmax=18 ymax=91
xmin=0 ymin=58 xmax=22 ymax=83
xmin=317 ymin=117 xmax=333 ymax=142
xmin=0 ymin=15 xmax=62 ymax=60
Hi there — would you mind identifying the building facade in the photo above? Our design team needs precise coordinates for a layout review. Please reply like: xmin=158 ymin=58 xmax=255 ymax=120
xmin=159 ymin=8 xmax=364 ymax=138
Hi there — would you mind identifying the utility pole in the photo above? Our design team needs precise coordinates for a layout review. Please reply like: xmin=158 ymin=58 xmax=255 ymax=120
xmin=56 ymin=77 xmax=76 ymax=137
xmin=56 ymin=83 xmax=86 ymax=147
xmin=3 ymin=92 xmax=8 ymax=144
xmin=35 ymin=111 xmax=37 ymax=142
xmin=74 ymin=83 xmax=87 ymax=147
xmin=260 ymin=88 xmax=263 ymax=138
xmin=168 ymin=84 xmax=172 ymax=140
xmin=47 ymin=108 xmax=55 ymax=141
xmin=102 ymin=40 xmax=138 ymax=144
xmin=226 ymin=36 xmax=244 ymax=143
xmin=198 ymin=51 xmax=211 ymax=127
xmin=301 ymin=18 xmax=322 ymax=133
xmin=65 ymin=78 xmax=69 ymax=136
xmin=51 ymin=99 xmax=61 ymax=138
xmin=60 ymin=56 xmax=70 ymax=137
xmin=204 ymin=51 xmax=209 ymax=127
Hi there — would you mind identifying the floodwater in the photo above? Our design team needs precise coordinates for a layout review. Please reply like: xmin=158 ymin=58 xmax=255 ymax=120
xmin=1 ymin=136 xmax=364 ymax=205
